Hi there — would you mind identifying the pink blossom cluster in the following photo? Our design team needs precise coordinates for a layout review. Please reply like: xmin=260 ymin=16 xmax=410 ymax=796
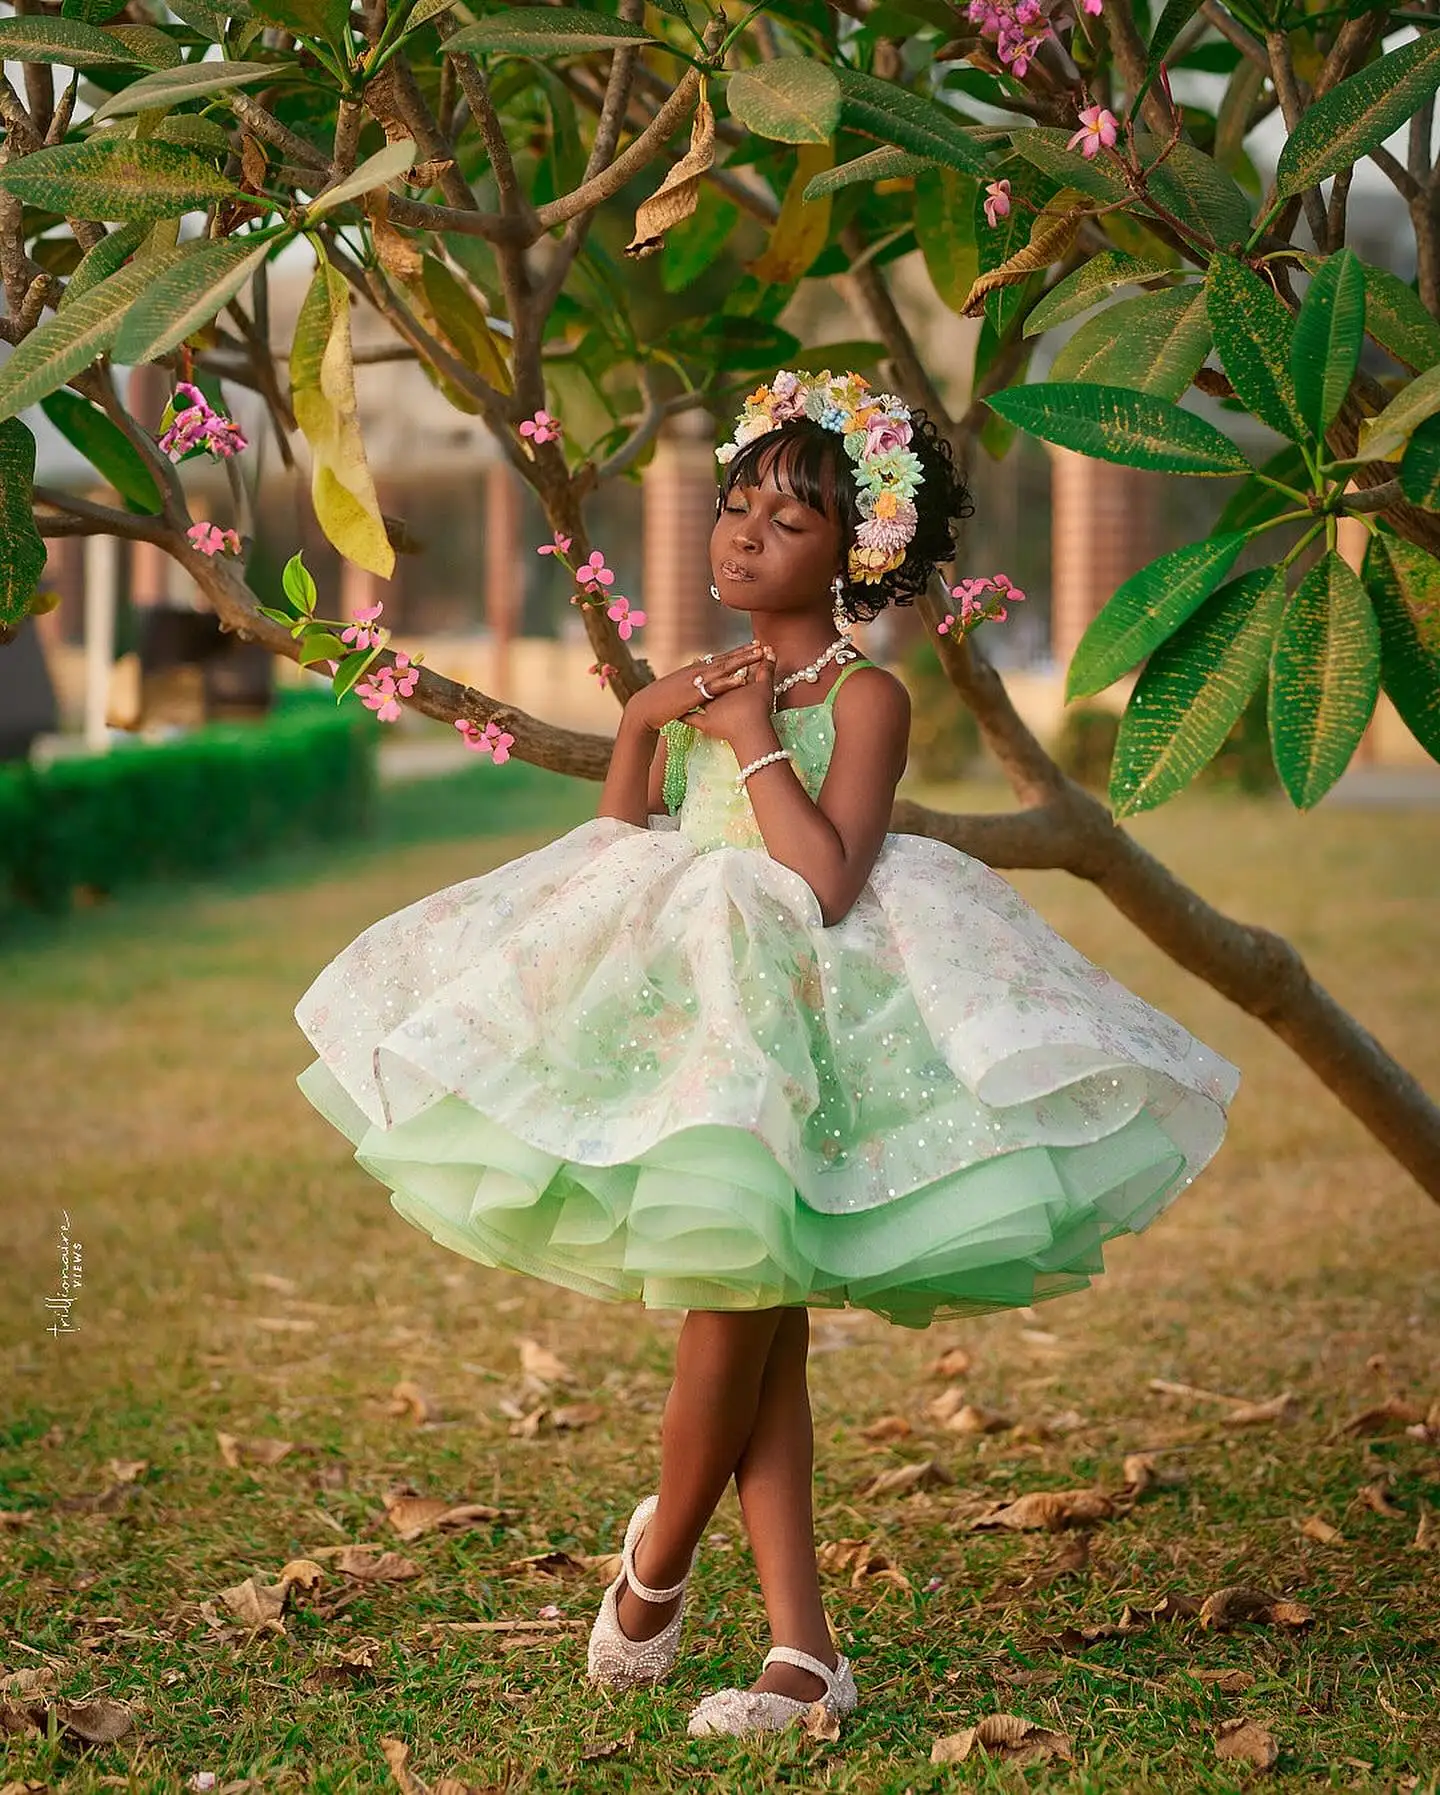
xmin=159 ymin=382 xmax=248 ymax=462
xmin=520 ymin=409 xmax=562 ymax=445
xmin=589 ymin=661 xmax=619 ymax=689
xmin=606 ymin=595 xmax=646 ymax=640
xmin=537 ymin=532 xmax=572 ymax=556
xmin=356 ymin=652 xmax=418 ymax=722
xmin=456 ymin=717 xmax=515 ymax=763
xmin=341 ymin=600 xmax=387 ymax=650
xmin=186 ymin=521 xmax=240 ymax=557
xmin=577 ymin=551 xmax=614 ymax=595
xmin=967 ymin=0 xmax=1102 ymax=77
xmin=938 ymin=573 xmax=1027 ymax=633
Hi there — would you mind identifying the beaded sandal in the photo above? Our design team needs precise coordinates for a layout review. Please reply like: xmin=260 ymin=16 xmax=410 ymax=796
xmin=585 ymin=1494 xmax=696 ymax=1689
xmin=685 ymin=1645 xmax=858 ymax=1737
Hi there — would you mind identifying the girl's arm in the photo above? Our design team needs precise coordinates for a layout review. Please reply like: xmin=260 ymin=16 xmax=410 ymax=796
xmin=597 ymin=712 xmax=664 ymax=826
xmin=733 ymin=666 xmax=910 ymax=926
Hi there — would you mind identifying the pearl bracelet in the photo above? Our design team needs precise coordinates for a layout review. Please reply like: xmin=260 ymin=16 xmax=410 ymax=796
xmin=735 ymin=747 xmax=793 ymax=791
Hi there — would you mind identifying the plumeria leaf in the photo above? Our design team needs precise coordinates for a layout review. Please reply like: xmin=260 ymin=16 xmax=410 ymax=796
xmin=987 ymin=383 xmax=1250 ymax=475
xmin=0 ymin=138 xmax=237 ymax=223
xmin=1355 ymin=362 xmax=1440 ymax=462
xmin=1110 ymin=567 xmax=1287 ymax=815
xmin=113 ymin=235 xmax=275 ymax=364
xmin=0 ymin=14 xmax=143 ymax=64
xmin=749 ymin=143 xmax=833 ymax=284
xmin=0 ymin=420 xmax=47 ymax=629
xmin=1269 ymin=551 xmax=1381 ymax=808
xmin=1205 ymin=254 xmax=1306 ymax=442
xmin=1025 ymin=251 xmax=1172 ymax=337
xmin=1290 ymin=248 xmax=1365 ymax=438
xmin=445 ymin=6 xmax=655 ymax=56
xmin=1276 ymin=29 xmax=1440 ymax=200
xmin=1360 ymin=264 xmax=1440 ymax=372
xmin=962 ymin=190 xmax=1087 ymax=318
xmin=1009 ymin=127 xmax=1129 ymax=205
xmin=1399 ymin=414 xmax=1440 ymax=509
xmin=1067 ymin=531 xmax=1251 ymax=698
xmin=91 ymin=58 xmax=282 ymax=121
xmin=914 ymin=167 xmax=979 ymax=314
xmin=305 ymin=140 xmax=418 ymax=221
xmin=727 ymin=58 xmax=840 ymax=143
xmin=59 ymin=220 xmax=149 ymax=311
xmin=1139 ymin=136 xmax=1252 ymax=249
xmin=40 ymin=390 xmax=163 ymax=512
xmin=834 ymin=65 xmax=989 ymax=180
xmin=1140 ymin=0 xmax=1203 ymax=105
xmin=1364 ymin=533 xmax=1440 ymax=759
xmin=1047 ymin=284 xmax=1211 ymax=401
xmin=803 ymin=146 xmax=935 ymax=200
xmin=249 ymin=0 xmax=346 ymax=45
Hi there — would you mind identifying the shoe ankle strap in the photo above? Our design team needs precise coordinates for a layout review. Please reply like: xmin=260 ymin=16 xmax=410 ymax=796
xmin=621 ymin=1527 xmax=692 ymax=1604
xmin=763 ymin=1645 xmax=843 ymax=1690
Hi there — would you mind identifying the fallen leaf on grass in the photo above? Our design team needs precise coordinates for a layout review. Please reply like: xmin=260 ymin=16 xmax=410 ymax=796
xmin=336 ymin=1546 xmax=421 ymax=1582
xmin=500 ymin=1551 xmax=590 ymax=1579
xmin=1358 ymin=1480 xmax=1406 ymax=1519
xmin=800 ymin=1700 xmax=841 ymax=1742
xmin=1378 ymin=1690 xmax=1419 ymax=1723
xmin=1335 ymin=1396 xmax=1428 ymax=1439
xmin=1198 ymin=1587 xmax=1314 ymax=1631
xmin=578 ymin=1730 xmax=636 ymax=1762
xmin=856 ymin=1459 xmax=953 ymax=1498
xmin=217 ymin=1433 xmax=293 ymax=1469
xmin=107 ymin=1459 xmax=149 ymax=1484
xmin=517 ymin=1338 xmax=571 ymax=1383
xmin=417 ymin=1618 xmax=588 ymax=1634
xmin=0 ymin=1696 xmax=137 ymax=1746
xmin=1215 ymin=1717 xmax=1278 ymax=1771
xmin=1148 ymin=1377 xmax=1249 ymax=1405
xmin=1123 ymin=1593 xmax=1200 ymax=1623
xmin=247 ymin=1270 xmax=298 ymax=1294
xmin=305 ymin=1636 xmax=391 ymax=1691
xmin=1225 ymin=1392 xmax=1298 ymax=1427
xmin=381 ymin=1737 xmax=490 ymax=1795
xmin=220 ymin=1575 xmax=290 ymax=1629
xmin=1190 ymin=1667 xmax=1255 ymax=1693
xmin=387 ymin=1381 xmax=436 ymax=1425
xmin=972 ymin=1489 xmax=1115 ymax=1532
xmin=928 ymin=1346 xmax=973 ymax=1378
xmin=1299 ymin=1515 xmax=1345 ymax=1545
xmin=278 ymin=1559 xmax=326 ymax=1592
xmin=385 ymin=1496 xmax=506 ymax=1541
xmin=0 ymin=1511 xmax=35 ymax=1528
xmin=927 ymin=1386 xmax=967 ymax=1424
xmin=931 ymin=1714 xmax=1072 ymax=1766
xmin=1413 ymin=1505 xmax=1434 ymax=1551
xmin=860 ymin=1414 xmax=912 ymax=1442
xmin=815 ymin=1538 xmax=912 ymax=1590
xmin=1039 ymin=1616 xmax=1147 ymax=1652
xmin=944 ymin=1403 xmax=1013 ymax=1436
xmin=550 ymin=1403 xmax=604 ymax=1431
xmin=252 ymin=1316 xmax=318 ymax=1333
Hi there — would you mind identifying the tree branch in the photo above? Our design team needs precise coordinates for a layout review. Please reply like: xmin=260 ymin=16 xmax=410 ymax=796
xmin=1266 ymin=31 xmax=1331 ymax=246
xmin=1101 ymin=0 xmax=1175 ymax=132
xmin=34 ymin=487 xmax=174 ymax=544
xmin=1199 ymin=2 xmax=1269 ymax=70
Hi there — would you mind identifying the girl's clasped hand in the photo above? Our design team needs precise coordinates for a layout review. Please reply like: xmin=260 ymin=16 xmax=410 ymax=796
xmin=628 ymin=640 xmax=777 ymax=741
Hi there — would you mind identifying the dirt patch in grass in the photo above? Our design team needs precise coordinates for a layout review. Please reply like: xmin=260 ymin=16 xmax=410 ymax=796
xmin=2 ymin=782 xmax=1438 ymax=1792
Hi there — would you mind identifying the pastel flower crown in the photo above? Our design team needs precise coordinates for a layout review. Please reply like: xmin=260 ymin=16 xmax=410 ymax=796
xmin=715 ymin=369 xmax=922 ymax=584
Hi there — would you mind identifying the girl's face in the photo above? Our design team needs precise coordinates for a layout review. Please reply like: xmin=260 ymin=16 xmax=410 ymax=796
xmin=709 ymin=451 xmax=844 ymax=620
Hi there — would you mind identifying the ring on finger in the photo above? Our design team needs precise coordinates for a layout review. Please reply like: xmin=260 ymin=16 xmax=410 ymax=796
xmin=694 ymin=674 xmax=715 ymax=701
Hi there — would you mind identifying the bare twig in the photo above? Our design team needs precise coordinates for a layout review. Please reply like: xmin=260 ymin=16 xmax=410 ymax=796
xmin=1371 ymin=144 xmax=1422 ymax=204
xmin=1266 ymin=32 xmax=1331 ymax=246
xmin=1199 ymin=1 xmax=1269 ymax=69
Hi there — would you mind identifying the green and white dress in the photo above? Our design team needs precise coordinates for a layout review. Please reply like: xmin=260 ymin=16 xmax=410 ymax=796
xmin=294 ymin=660 xmax=1238 ymax=1329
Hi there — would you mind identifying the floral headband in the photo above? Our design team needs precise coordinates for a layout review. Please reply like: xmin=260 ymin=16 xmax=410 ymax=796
xmin=715 ymin=369 xmax=922 ymax=584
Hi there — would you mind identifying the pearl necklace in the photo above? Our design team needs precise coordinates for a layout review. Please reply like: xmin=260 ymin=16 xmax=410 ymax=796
xmin=771 ymin=637 xmax=860 ymax=706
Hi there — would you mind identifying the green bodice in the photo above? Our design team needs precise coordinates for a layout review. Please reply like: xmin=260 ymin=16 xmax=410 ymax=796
xmin=659 ymin=659 xmax=872 ymax=852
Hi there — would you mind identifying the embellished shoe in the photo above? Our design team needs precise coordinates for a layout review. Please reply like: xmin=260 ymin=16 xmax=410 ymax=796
xmin=686 ymin=1645 xmax=858 ymax=1737
xmin=586 ymin=1494 xmax=696 ymax=1690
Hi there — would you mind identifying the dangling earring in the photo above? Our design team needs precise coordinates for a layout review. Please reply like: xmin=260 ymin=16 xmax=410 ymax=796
xmin=709 ymin=583 xmax=722 ymax=602
xmin=832 ymin=573 xmax=853 ymax=637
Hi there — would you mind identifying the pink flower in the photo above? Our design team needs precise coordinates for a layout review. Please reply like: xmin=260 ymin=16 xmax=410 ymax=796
xmin=937 ymin=613 xmax=956 ymax=635
xmin=537 ymin=1604 xmax=561 ymax=1620
xmin=606 ymin=596 xmax=646 ymax=640
xmin=1068 ymin=104 xmax=1119 ymax=158
xmin=519 ymin=409 xmax=562 ymax=445
xmin=589 ymin=661 xmax=619 ymax=689
xmin=158 ymin=381 xmax=248 ymax=461
xmin=862 ymin=417 xmax=913 ymax=457
xmin=186 ymin=520 xmax=240 ymax=557
xmin=1082 ymin=0 xmax=1103 ymax=14
xmin=983 ymin=179 xmax=1012 ymax=228
xmin=456 ymin=718 xmax=515 ymax=764
xmin=391 ymin=650 xmax=419 ymax=697
xmin=537 ymin=532 xmax=572 ymax=556
xmin=577 ymin=550 xmax=615 ymax=594
xmin=947 ymin=573 xmax=1027 ymax=630
xmin=341 ymin=600 xmax=385 ymax=650
xmin=356 ymin=670 xmax=402 ymax=722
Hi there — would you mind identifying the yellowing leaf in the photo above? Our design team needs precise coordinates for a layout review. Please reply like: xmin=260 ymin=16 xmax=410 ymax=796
xmin=749 ymin=142 xmax=833 ymax=285
xmin=626 ymin=95 xmax=714 ymax=257
xmin=962 ymin=191 xmax=1088 ymax=317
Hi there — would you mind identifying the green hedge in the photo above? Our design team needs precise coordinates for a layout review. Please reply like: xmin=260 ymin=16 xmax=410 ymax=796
xmin=0 ymin=698 xmax=376 ymax=920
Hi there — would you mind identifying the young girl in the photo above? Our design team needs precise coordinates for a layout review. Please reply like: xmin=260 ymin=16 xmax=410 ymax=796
xmin=294 ymin=369 xmax=1239 ymax=1740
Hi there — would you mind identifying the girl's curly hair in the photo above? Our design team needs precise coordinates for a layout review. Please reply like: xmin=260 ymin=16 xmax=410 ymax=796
xmin=715 ymin=406 xmax=973 ymax=624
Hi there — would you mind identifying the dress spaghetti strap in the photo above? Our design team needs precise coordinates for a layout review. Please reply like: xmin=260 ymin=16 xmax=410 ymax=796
xmin=823 ymin=657 xmax=874 ymax=709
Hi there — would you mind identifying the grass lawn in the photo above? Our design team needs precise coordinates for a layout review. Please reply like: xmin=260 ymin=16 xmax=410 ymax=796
xmin=3 ymin=763 xmax=1438 ymax=1793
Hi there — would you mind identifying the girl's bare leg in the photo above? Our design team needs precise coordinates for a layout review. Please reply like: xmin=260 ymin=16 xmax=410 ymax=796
xmin=732 ymin=1305 xmax=838 ymax=1702
xmin=614 ymin=1307 xmax=784 ymax=1644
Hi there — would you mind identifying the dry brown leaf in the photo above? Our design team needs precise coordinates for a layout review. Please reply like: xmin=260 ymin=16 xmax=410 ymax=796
xmin=1227 ymin=1391 xmax=1299 ymax=1426
xmin=253 ymin=1316 xmax=318 ymax=1332
xmin=1358 ymin=1480 xmax=1406 ymax=1519
xmin=972 ymin=1488 xmax=1115 ymax=1532
xmin=1148 ymin=1376 xmax=1249 ymax=1405
xmin=220 ymin=1575 xmax=290 ymax=1629
xmin=1215 ymin=1717 xmax=1279 ymax=1771
xmin=1121 ymin=1452 xmax=1157 ymax=1494
xmin=1190 ymin=1666 xmax=1254 ymax=1693
xmin=928 ymin=1346 xmax=973 ymax=1378
xmin=417 ymin=1618 xmax=587 ymax=1634
xmin=1300 ymin=1514 xmax=1345 ymax=1545
xmin=501 ymin=1551 xmax=589 ymax=1579
xmin=1413 ymin=1504 xmax=1434 ymax=1551
xmin=336 ymin=1546 xmax=421 ymax=1582
xmin=107 ymin=1458 xmax=148 ymax=1483
xmin=387 ymin=1381 xmax=435 ymax=1425
xmin=246 ymin=1270 xmax=298 ymax=1293
xmin=1198 ymin=1587 xmax=1314 ymax=1631
xmin=626 ymin=95 xmax=714 ymax=258
xmin=52 ymin=1698 xmax=135 ymax=1746
xmin=800 ymin=1699 xmax=841 ymax=1741
xmin=944 ymin=1403 xmax=1012 ymax=1436
xmin=927 ymin=1386 xmax=968 ymax=1424
xmin=931 ymin=1713 xmax=1073 ymax=1766
xmin=516 ymin=1338 xmax=571 ymax=1383
xmin=1041 ymin=1616 xmax=1146 ymax=1652
xmin=0 ymin=1511 xmax=35 ymax=1528
xmin=507 ymin=1405 xmax=547 ymax=1439
xmin=385 ymin=1497 xmax=504 ymax=1541
xmin=279 ymin=1558 xmax=326 ymax=1592
xmin=578 ymin=1730 xmax=636 ymax=1763
xmin=1336 ymin=1396 xmax=1427 ymax=1437
xmin=860 ymin=1414 xmax=912 ymax=1442
xmin=0 ymin=1668 xmax=56 ymax=1699
xmin=856 ymin=1459 xmax=953 ymax=1499
xmin=382 ymin=1738 xmax=426 ymax=1795
xmin=815 ymin=1538 xmax=911 ymax=1590
xmin=0 ymin=1703 xmax=43 ymax=1737
xmin=961 ymin=193 xmax=1089 ymax=316
xmin=580 ymin=1550 xmax=623 ymax=1581
xmin=550 ymin=1402 xmax=604 ymax=1431
xmin=217 ymin=1432 xmax=294 ymax=1469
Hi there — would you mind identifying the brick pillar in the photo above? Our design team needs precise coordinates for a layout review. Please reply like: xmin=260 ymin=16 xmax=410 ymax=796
xmin=38 ymin=537 xmax=85 ymax=647
xmin=643 ymin=412 xmax=727 ymax=673
xmin=484 ymin=459 xmax=523 ymax=694
xmin=1049 ymin=446 xmax=1162 ymax=674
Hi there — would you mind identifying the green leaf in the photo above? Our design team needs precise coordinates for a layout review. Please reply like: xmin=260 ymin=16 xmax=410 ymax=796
xmin=726 ymin=59 xmax=840 ymax=143
xmin=0 ymin=15 xmax=141 ymax=65
xmin=0 ymin=138 xmax=237 ymax=223
xmin=1110 ymin=566 xmax=1288 ymax=815
xmin=1141 ymin=0 xmax=1202 ymax=95
xmin=164 ymin=0 xmax=228 ymax=38
xmin=1025 ymin=251 xmax=1171 ymax=337
xmin=973 ymin=157 xmax=1059 ymax=339
xmin=39 ymin=389 xmax=162 ymax=512
xmin=1205 ymin=254 xmax=1305 ymax=441
xmin=1364 ymin=532 xmax=1440 ymax=759
xmin=1356 ymin=362 xmax=1440 ymax=462
xmin=113 ymin=234 xmax=274 ymax=364
xmin=63 ymin=0 xmax=129 ymax=24
xmin=249 ymin=0 xmax=346 ymax=45
xmin=445 ymin=7 xmax=656 ymax=56
xmin=1047 ymin=284 xmax=1211 ymax=401
xmin=282 ymin=550 xmax=317 ymax=613
xmin=661 ymin=187 xmax=739 ymax=292
xmin=0 ymin=421 xmax=47 ymax=630
xmin=1067 ymin=530 xmax=1250 ymax=698
xmin=297 ymin=629 xmax=348 ymax=666
xmin=304 ymin=139 xmax=418 ymax=220
xmin=1009 ymin=127 xmax=1130 ymax=206
xmin=1139 ymin=135 xmax=1252 ymax=249
xmin=332 ymin=644 xmax=381 ymax=700
xmin=987 ymin=382 xmax=1250 ymax=474
xmin=1399 ymin=414 xmax=1440 ymax=509
xmin=1213 ymin=444 xmax=1313 ymax=534
xmin=802 ymin=146 xmax=933 ymax=199
xmin=1276 ymin=29 xmax=1440 ymax=200
xmin=1290 ymin=247 xmax=1365 ymax=438
xmin=0 ymin=248 xmax=184 ymax=423
xmin=106 ymin=23 xmax=184 ymax=66
xmin=914 ymin=167 xmax=978 ymax=314
xmin=416 ymin=255 xmax=513 ymax=393
xmin=91 ymin=58 xmax=282 ymax=122
xmin=59 ymin=219 xmax=149 ymax=310
xmin=407 ymin=0 xmax=459 ymax=25
xmin=151 ymin=114 xmax=235 ymax=158
xmin=1360 ymin=264 xmax=1440 ymax=372
xmin=1268 ymin=550 xmax=1381 ymax=807
xmin=833 ymin=66 xmax=988 ymax=180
